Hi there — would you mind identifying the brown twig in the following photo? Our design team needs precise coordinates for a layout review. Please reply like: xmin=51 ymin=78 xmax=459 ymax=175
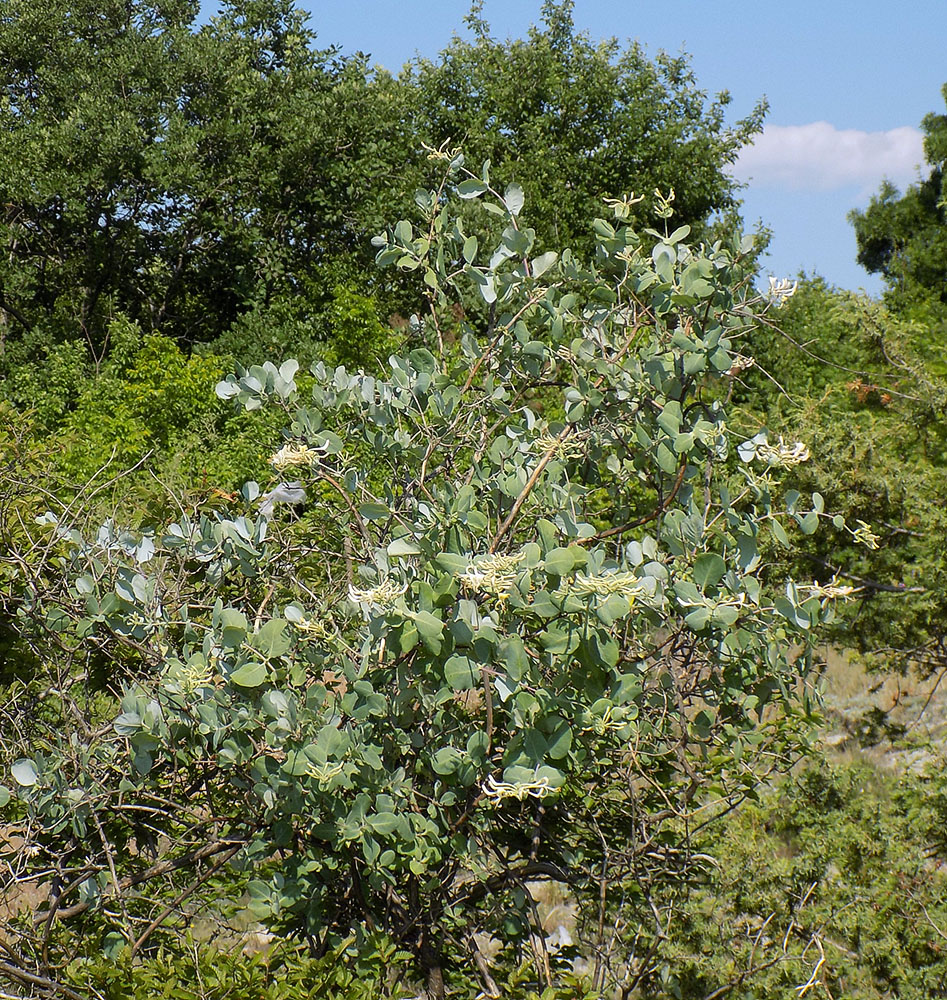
xmin=593 ymin=459 xmax=687 ymax=541
xmin=468 ymin=934 xmax=501 ymax=998
xmin=130 ymin=842 xmax=243 ymax=957
xmin=804 ymin=554 xmax=925 ymax=594
xmin=489 ymin=427 xmax=571 ymax=552
xmin=90 ymin=808 xmax=133 ymax=951
xmin=0 ymin=959 xmax=86 ymax=1000
xmin=480 ymin=662 xmax=494 ymax=754
xmin=35 ymin=838 xmax=245 ymax=925
xmin=317 ymin=471 xmax=372 ymax=549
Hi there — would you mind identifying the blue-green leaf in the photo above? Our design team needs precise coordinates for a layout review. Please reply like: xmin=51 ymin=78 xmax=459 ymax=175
xmin=503 ymin=182 xmax=525 ymax=216
xmin=693 ymin=553 xmax=726 ymax=590
xmin=11 ymin=759 xmax=39 ymax=787
xmin=230 ymin=662 xmax=268 ymax=688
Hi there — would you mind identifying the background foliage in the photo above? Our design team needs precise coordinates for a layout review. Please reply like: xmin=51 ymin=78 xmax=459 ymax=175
xmin=0 ymin=0 xmax=760 ymax=402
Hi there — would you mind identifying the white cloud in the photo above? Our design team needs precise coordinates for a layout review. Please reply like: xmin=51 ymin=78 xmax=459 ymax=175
xmin=733 ymin=122 xmax=925 ymax=193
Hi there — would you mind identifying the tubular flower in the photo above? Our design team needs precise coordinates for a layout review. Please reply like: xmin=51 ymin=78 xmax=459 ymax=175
xmin=725 ymin=354 xmax=755 ymax=376
xmin=767 ymin=276 xmax=798 ymax=305
xmin=291 ymin=616 xmax=335 ymax=640
xmin=572 ymin=571 xmax=645 ymax=601
xmin=580 ymin=704 xmax=629 ymax=735
xmin=481 ymin=773 xmax=552 ymax=804
xmin=604 ymin=191 xmax=645 ymax=220
xmin=421 ymin=138 xmax=461 ymax=162
xmin=851 ymin=519 xmax=881 ymax=550
xmin=798 ymin=579 xmax=859 ymax=604
xmin=305 ymin=761 xmax=345 ymax=784
xmin=348 ymin=580 xmax=407 ymax=609
xmin=532 ymin=432 xmax=587 ymax=460
xmin=460 ymin=551 xmax=526 ymax=599
xmin=177 ymin=658 xmax=215 ymax=693
xmin=270 ymin=442 xmax=321 ymax=471
xmin=754 ymin=436 xmax=810 ymax=468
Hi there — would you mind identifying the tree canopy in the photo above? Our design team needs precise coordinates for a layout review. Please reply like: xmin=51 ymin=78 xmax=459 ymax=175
xmin=0 ymin=0 xmax=763 ymax=393
xmin=851 ymin=83 xmax=947 ymax=325
xmin=401 ymin=0 xmax=763 ymax=255
xmin=0 ymin=0 xmax=410 ymax=366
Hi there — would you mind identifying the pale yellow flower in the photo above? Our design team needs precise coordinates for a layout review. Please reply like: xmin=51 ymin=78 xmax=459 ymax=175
xmin=270 ymin=442 xmax=321 ymax=471
xmin=482 ymin=773 xmax=552 ymax=804
xmin=851 ymin=520 xmax=880 ymax=550
xmin=767 ymin=276 xmax=799 ymax=305
xmin=754 ymin=436 xmax=810 ymax=468
xmin=460 ymin=551 xmax=526 ymax=599
xmin=348 ymin=580 xmax=407 ymax=609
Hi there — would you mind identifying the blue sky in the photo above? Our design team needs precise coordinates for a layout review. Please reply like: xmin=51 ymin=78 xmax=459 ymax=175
xmin=290 ymin=1 xmax=944 ymax=295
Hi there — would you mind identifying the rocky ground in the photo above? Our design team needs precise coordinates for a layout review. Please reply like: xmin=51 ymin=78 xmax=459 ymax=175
xmin=819 ymin=647 xmax=947 ymax=767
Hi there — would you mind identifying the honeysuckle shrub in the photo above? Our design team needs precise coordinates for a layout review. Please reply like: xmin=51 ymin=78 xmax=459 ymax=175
xmin=1 ymin=157 xmax=851 ymax=998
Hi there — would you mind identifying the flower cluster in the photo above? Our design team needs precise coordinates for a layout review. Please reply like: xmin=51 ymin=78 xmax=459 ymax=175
xmin=481 ymin=773 xmax=552 ymax=804
xmin=615 ymin=244 xmax=645 ymax=265
xmin=757 ymin=436 xmax=810 ymax=467
xmin=290 ymin=615 xmax=335 ymax=640
xmin=603 ymin=191 xmax=645 ymax=220
xmin=176 ymin=657 xmax=215 ymax=694
xmin=305 ymin=761 xmax=345 ymax=784
xmin=270 ymin=442 xmax=321 ymax=471
xmin=533 ymin=431 xmax=587 ymax=461
xmin=653 ymin=186 xmax=676 ymax=219
xmin=348 ymin=579 xmax=407 ymax=609
xmin=579 ymin=703 xmax=628 ymax=736
xmin=851 ymin=519 xmax=880 ymax=550
xmin=745 ymin=435 xmax=810 ymax=468
xmin=571 ymin=571 xmax=645 ymax=602
xmin=421 ymin=138 xmax=462 ymax=162
xmin=725 ymin=354 xmax=755 ymax=376
xmin=460 ymin=551 xmax=526 ymax=600
xmin=798 ymin=579 xmax=859 ymax=604
xmin=767 ymin=276 xmax=798 ymax=305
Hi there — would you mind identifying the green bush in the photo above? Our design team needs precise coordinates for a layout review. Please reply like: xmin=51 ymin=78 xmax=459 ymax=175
xmin=63 ymin=936 xmax=416 ymax=1000
xmin=664 ymin=758 xmax=947 ymax=999
xmin=49 ymin=321 xmax=224 ymax=477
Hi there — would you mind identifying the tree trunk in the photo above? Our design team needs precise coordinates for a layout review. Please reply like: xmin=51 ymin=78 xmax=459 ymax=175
xmin=419 ymin=933 xmax=445 ymax=1000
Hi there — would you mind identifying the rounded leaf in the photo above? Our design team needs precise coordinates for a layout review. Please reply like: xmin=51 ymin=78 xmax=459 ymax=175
xmin=445 ymin=654 xmax=478 ymax=692
xmin=11 ymin=759 xmax=39 ymax=787
xmin=229 ymin=662 xmax=268 ymax=688
xmin=693 ymin=553 xmax=726 ymax=590
xmin=431 ymin=746 xmax=463 ymax=775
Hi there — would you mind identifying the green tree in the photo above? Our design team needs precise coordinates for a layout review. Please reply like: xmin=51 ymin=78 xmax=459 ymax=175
xmin=403 ymin=0 xmax=764 ymax=257
xmin=0 ymin=0 xmax=412 ymax=371
xmin=851 ymin=83 xmax=947 ymax=330
xmin=2 ymin=157 xmax=843 ymax=998
xmin=0 ymin=0 xmax=764 ymax=392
